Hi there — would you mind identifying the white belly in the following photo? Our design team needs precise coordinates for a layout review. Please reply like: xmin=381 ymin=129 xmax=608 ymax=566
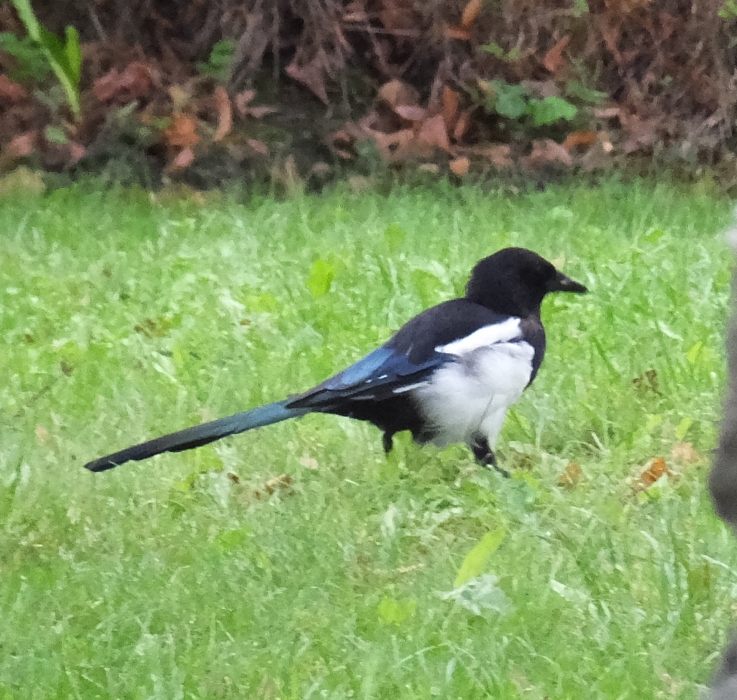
xmin=413 ymin=341 xmax=534 ymax=448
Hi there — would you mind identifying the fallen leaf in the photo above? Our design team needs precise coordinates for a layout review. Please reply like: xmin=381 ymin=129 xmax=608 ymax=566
xmin=3 ymin=131 xmax=37 ymax=159
xmin=212 ymin=86 xmax=232 ymax=141
xmin=93 ymin=61 xmax=155 ymax=102
xmin=395 ymin=105 xmax=427 ymax=122
xmin=563 ymin=130 xmax=597 ymax=150
xmin=66 ymin=142 xmax=85 ymax=165
xmin=542 ymin=36 xmax=570 ymax=74
xmin=637 ymin=457 xmax=669 ymax=489
xmin=670 ymin=442 xmax=703 ymax=465
xmin=164 ymin=114 xmax=200 ymax=149
xmin=234 ymin=90 xmax=277 ymax=119
xmin=594 ymin=106 xmax=621 ymax=119
xmin=444 ymin=25 xmax=471 ymax=40
xmin=234 ymin=89 xmax=255 ymax=116
xmin=524 ymin=139 xmax=572 ymax=168
xmin=449 ymin=156 xmax=470 ymax=175
xmin=442 ymin=87 xmax=459 ymax=132
xmin=0 ymin=75 xmax=28 ymax=102
xmin=471 ymin=144 xmax=513 ymax=169
xmin=461 ymin=0 xmax=484 ymax=28
xmin=168 ymin=85 xmax=191 ymax=111
xmin=632 ymin=369 xmax=659 ymax=394
xmin=286 ymin=55 xmax=329 ymax=105
xmin=378 ymin=79 xmax=419 ymax=108
xmin=172 ymin=147 xmax=195 ymax=169
xmin=558 ymin=461 xmax=582 ymax=488
xmin=248 ymin=105 xmax=278 ymax=119
xmin=417 ymin=114 xmax=451 ymax=153
xmin=247 ymin=138 xmax=269 ymax=155
xmin=453 ymin=109 xmax=472 ymax=141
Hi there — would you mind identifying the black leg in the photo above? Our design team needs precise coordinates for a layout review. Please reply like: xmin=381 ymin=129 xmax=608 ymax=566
xmin=470 ymin=436 xmax=510 ymax=478
xmin=382 ymin=432 xmax=394 ymax=454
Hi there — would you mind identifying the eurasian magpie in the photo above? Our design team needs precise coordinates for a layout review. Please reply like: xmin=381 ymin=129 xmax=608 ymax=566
xmin=84 ymin=247 xmax=587 ymax=475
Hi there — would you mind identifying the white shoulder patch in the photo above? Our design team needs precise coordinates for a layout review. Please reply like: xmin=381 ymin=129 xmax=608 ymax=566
xmin=436 ymin=317 xmax=522 ymax=356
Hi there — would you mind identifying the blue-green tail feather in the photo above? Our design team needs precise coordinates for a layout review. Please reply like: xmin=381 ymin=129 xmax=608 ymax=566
xmin=84 ymin=401 xmax=307 ymax=472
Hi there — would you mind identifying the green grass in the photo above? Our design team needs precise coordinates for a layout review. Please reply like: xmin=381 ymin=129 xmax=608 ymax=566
xmin=1 ymin=180 xmax=736 ymax=699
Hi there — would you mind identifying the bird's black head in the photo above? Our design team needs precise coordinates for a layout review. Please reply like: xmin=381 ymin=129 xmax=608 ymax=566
xmin=465 ymin=247 xmax=587 ymax=317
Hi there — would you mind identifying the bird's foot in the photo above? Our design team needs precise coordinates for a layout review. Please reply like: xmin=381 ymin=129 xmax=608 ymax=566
xmin=470 ymin=437 xmax=510 ymax=478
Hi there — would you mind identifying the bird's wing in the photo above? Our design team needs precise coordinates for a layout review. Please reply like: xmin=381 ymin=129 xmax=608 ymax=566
xmin=286 ymin=345 xmax=450 ymax=409
xmin=287 ymin=300 xmax=524 ymax=411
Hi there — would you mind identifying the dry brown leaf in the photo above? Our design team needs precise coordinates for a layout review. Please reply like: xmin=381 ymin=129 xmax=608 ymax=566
xmin=164 ymin=114 xmax=200 ymax=149
xmin=378 ymin=79 xmax=419 ymax=108
xmin=461 ymin=0 xmax=483 ymax=28
xmin=417 ymin=114 xmax=451 ymax=153
xmin=542 ymin=36 xmax=570 ymax=74
xmin=444 ymin=25 xmax=471 ymax=40
xmin=247 ymin=138 xmax=269 ymax=156
xmin=167 ymin=85 xmax=191 ymax=111
xmin=212 ymin=86 xmax=232 ymax=142
xmin=3 ymin=131 xmax=37 ymax=159
xmin=172 ymin=147 xmax=195 ymax=169
xmin=453 ymin=109 xmax=472 ymax=141
xmin=395 ymin=105 xmax=427 ymax=122
xmin=67 ymin=142 xmax=85 ymax=165
xmin=670 ymin=442 xmax=703 ymax=465
xmin=0 ymin=75 xmax=28 ymax=102
xmin=632 ymin=369 xmax=659 ymax=394
xmin=93 ymin=61 xmax=155 ymax=102
xmin=234 ymin=89 xmax=255 ymax=116
xmin=594 ymin=106 xmax=621 ymax=119
xmin=470 ymin=144 xmax=513 ymax=169
xmin=558 ymin=461 xmax=582 ymax=488
xmin=637 ymin=457 xmax=669 ymax=489
xmin=524 ymin=139 xmax=572 ymax=168
xmin=563 ymin=130 xmax=597 ymax=150
xmin=248 ymin=106 xmax=278 ymax=119
xmin=286 ymin=55 xmax=329 ymax=105
xmin=442 ymin=87 xmax=459 ymax=132
xmin=449 ymin=156 xmax=470 ymax=175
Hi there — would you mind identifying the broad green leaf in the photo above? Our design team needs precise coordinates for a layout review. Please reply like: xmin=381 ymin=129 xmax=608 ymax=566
xmin=676 ymin=417 xmax=693 ymax=441
xmin=377 ymin=597 xmax=416 ymax=625
xmin=527 ymin=97 xmax=578 ymax=126
xmin=64 ymin=26 xmax=81 ymax=84
xmin=565 ymin=80 xmax=605 ymax=105
xmin=454 ymin=528 xmax=506 ymax=587
xmin=306 ymin=259 xmax=335 ymax=298
xmin=492 ymin=81 xmax=528 ymax=120
xmin=44 ymin=125 xmax=68 ymax=144
xmin=384 ymin=222 xmax=405 ymax=252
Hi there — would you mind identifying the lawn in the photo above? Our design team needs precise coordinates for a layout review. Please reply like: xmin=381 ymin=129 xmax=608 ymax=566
xmin=1 ymin=179 xmax=736 ymax=699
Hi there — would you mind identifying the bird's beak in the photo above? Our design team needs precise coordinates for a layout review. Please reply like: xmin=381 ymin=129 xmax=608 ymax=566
xmin=551 ymin=270 xmax=588 ymax=294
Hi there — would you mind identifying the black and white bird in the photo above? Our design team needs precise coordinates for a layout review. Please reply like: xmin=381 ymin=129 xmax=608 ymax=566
xmin=85 ymin=248 xmax=587 ymax=475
